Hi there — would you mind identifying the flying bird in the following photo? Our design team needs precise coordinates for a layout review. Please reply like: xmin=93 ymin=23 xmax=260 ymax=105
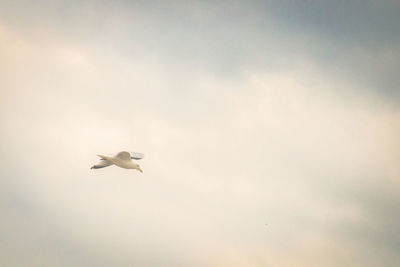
xmin=91 ymin=151 xmax=144 ymax=173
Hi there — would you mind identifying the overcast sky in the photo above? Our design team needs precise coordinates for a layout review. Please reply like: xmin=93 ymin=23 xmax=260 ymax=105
xmin=1 ymin=1 xmax=400 ymax=266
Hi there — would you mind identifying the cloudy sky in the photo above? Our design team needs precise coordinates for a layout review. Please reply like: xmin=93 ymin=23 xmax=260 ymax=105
xmin=1 ymin=1 xmax=399 ymax=266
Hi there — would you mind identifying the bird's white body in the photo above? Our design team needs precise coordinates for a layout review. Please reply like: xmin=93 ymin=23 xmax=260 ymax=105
xmin=101 ymin=155 xmax=139 ymax=169
xmin=91 ymin=151 xmax=143 ymax=173
xmin=112 ymin=157 xmax=139 ymax=169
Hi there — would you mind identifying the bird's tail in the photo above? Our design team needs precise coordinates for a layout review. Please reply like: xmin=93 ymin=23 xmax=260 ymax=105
xmin=91 ymin=159 xmax=113 ymax=169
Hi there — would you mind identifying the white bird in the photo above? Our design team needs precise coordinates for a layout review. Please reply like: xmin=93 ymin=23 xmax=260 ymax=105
xmin=91 ymin=151 xmax=144 ymax=173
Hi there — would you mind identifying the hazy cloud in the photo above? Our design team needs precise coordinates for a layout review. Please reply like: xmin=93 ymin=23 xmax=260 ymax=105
xmin=1 ymin=1 xmax=399 ymax=266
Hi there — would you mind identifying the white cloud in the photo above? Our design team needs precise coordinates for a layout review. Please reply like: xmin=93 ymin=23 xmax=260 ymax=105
xmin=1 ymin=2 xmax=399 ymax=266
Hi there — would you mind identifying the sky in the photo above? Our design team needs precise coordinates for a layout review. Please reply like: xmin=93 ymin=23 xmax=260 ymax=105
xmin=1 ymin=1 xmax=400 ymax=266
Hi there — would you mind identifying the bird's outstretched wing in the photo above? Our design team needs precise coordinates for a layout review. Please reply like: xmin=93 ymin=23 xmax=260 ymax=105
xmin=91 ymin=160 xmax=113 ymax=169
xmin=115 ymin=151 xmax=131 ymax=161
xmin=130 ymin=152 xmax=144 ymax=160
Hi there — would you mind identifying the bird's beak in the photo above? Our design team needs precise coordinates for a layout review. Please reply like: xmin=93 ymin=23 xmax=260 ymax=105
xmin=138 ymin=168 xmax=143 ymax=173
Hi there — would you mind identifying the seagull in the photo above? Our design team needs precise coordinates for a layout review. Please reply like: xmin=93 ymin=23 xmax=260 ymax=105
xmin=91 ymin=151 xmax=144 ymax=173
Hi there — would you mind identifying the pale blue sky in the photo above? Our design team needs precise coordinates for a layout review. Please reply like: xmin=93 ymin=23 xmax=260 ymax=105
xmin=1 ymin=1 xmax=399 ymax=266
